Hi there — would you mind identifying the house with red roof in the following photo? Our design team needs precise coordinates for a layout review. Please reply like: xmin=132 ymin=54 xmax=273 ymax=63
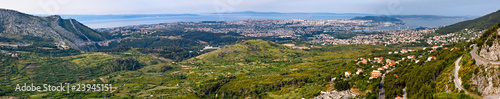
xmin=371 ymin=70 xmax=381 ymax=78
xmin=356 ymin=68 xmax=363 ymax=75
xmin=345 ymin=71 xmax=351 ymax=77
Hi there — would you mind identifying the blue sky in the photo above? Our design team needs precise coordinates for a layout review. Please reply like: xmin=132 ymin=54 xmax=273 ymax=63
xmin=1 ymin=0 xmax=499 ymax=16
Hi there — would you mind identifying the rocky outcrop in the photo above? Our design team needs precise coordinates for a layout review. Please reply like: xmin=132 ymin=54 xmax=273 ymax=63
xmin=469 ymin=63 xmax=500 ymax=96
xmin=480 ymin=42 xmax=500 ymax=61
xmin=469 ymin=22 xmax=500 ymax=97
xmin=0 ymin=8 xmax=102 ymax=50
xmin=0 ymin=9 xmax=63 ymax=41
xmin=311 ymin=90 xmax=357 ymax=99
xmin=479 ymin=28 xmax=500 ymax=61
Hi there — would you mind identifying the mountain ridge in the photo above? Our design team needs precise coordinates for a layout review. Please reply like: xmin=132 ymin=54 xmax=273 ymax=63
xmin=436 ymin=9 xmax=500 ymax=34
xmin=0 ymin=8 xmax=107 ymax=50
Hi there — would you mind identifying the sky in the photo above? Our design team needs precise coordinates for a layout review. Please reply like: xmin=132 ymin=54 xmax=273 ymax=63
xmin=1 ymin=0 xmax=500 ymax=16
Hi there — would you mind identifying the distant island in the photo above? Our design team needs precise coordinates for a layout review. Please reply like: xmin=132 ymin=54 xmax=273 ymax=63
xmin=351 ymin=16 xmax=403 ymax=23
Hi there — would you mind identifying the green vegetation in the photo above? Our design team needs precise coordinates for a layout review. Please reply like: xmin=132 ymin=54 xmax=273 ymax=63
xmin=137 ymin=46 xmax=208 ymax=61
xmin=100 ymin=31 xmax=242 ymax=50
xmin=334 ymin=80 xmax=350 ymax=91
xmin=474 ymin=22 xmax=500 ymax=48
xmin=434 ymin=92 xmax=478 ymax=99
xmin=383 ymin=42 xmax=473 ymax=99
xmin=435 ymin=59 xmax=456 ymax=92
xmin=188 ymin=39 xmax=305 ymax=64
xmin=3 ymin=8 xmax=500 ymax=98
xmin=436 ymin=9 xmax=500 ymax=34
xmin=0 ymin=47 xmax=163 ymax=97
xmin=58 ymin=19 xmax=105 ymax=41
xmin=1 ymin=39 xmax=394 ymax=98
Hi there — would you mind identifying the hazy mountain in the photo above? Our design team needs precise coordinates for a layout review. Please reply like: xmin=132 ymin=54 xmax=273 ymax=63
xmin=389 ymin=15 xmax=468 ymax=20
xmin=351 ymin=16 xmax=403 ymax=23
xmin=0 ymin=8 xmax=107 ymax=50
xmin=350 ymin=15 xmax=470 ymax=23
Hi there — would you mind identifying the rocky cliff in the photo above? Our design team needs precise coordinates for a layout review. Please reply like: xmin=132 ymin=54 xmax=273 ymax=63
xmin=469 ymin=21 xmax=500 ymax=96
xmin=478 ymin=23 xmax=500 ymax=61
xmin=469 ymin=62 xmax=500 ymax=96
xmin=479 ymin=41 xmax=500 ymax=61
xmin=0 ymin=8 xmax=104 ymax=50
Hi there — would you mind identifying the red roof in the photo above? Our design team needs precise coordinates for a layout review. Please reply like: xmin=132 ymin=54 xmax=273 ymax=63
xmin=390 ymin=61 xmax=396 ymax=66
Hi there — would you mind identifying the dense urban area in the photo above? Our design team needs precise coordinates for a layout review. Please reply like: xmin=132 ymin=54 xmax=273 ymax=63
xmin=97 ymin=19 xmax=481 ymax=46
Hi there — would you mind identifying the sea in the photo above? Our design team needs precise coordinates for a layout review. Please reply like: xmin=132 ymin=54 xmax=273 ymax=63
xmin=59 ymin=13 xmax=473 ymax=30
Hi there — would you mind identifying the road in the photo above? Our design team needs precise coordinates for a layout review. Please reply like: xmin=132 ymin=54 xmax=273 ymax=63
xmin=454 ymin=56 xmax=468 ymax=94
xmin=379 ymin=75 xmax=385 ymax=99
xmin=470 ymin=45 xmax=500 ymax=65
xmin=471 ymin=45 xmax=500 ymax=99
xmin=379 ymin=68 xmax=394 ymax=99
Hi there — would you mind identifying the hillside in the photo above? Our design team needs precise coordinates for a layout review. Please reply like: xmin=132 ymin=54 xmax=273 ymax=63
xmin=0 ymin=51 xmax=165 ymax=97
xmin=187 ymin=39 xmax=306 ymax=65
xmin=0 ymin=38 xmax=391 ymax=98
xmin=476 ymin=22 xmax=500 ymax=61
xmin=436 ymin=9 xmax=500 ymax=34
xmin=389 ymin=15 xmax=466 ymax=20
xmin=0 ymin=8 xmax=107 ymax=50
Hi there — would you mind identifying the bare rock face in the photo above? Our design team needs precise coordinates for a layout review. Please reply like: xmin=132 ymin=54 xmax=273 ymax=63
xmin=470 ymin=63 xmax=500 ymax=96
xmin=0 ymin=8 xmax=101 ymax=50
xmin=480 ymin=42 xmax=500 ymax=61
xmin=0 ymin=9 xmax=62 ymax=40
xmin=479 ymin=28 xmax=500 ymax=61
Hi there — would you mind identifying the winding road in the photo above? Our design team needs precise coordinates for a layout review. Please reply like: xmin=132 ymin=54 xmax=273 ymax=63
xmin=471 ymin=45 xmax=500 ymax=66
xmin=454 ymin=56 xmax=468 ymax=94
xmin=471 ymin=45 xmax=500 ymax=99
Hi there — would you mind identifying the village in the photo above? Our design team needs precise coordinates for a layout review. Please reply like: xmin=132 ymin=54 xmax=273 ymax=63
xmin=314 ymin=45 xmax=454 ymax=99
xmin=310 ymin=28 xmax=481 ymax=46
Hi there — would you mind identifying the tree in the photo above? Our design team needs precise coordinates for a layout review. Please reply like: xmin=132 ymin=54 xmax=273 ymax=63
xmin=334 ymin=80 xmax=350 ymax=91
